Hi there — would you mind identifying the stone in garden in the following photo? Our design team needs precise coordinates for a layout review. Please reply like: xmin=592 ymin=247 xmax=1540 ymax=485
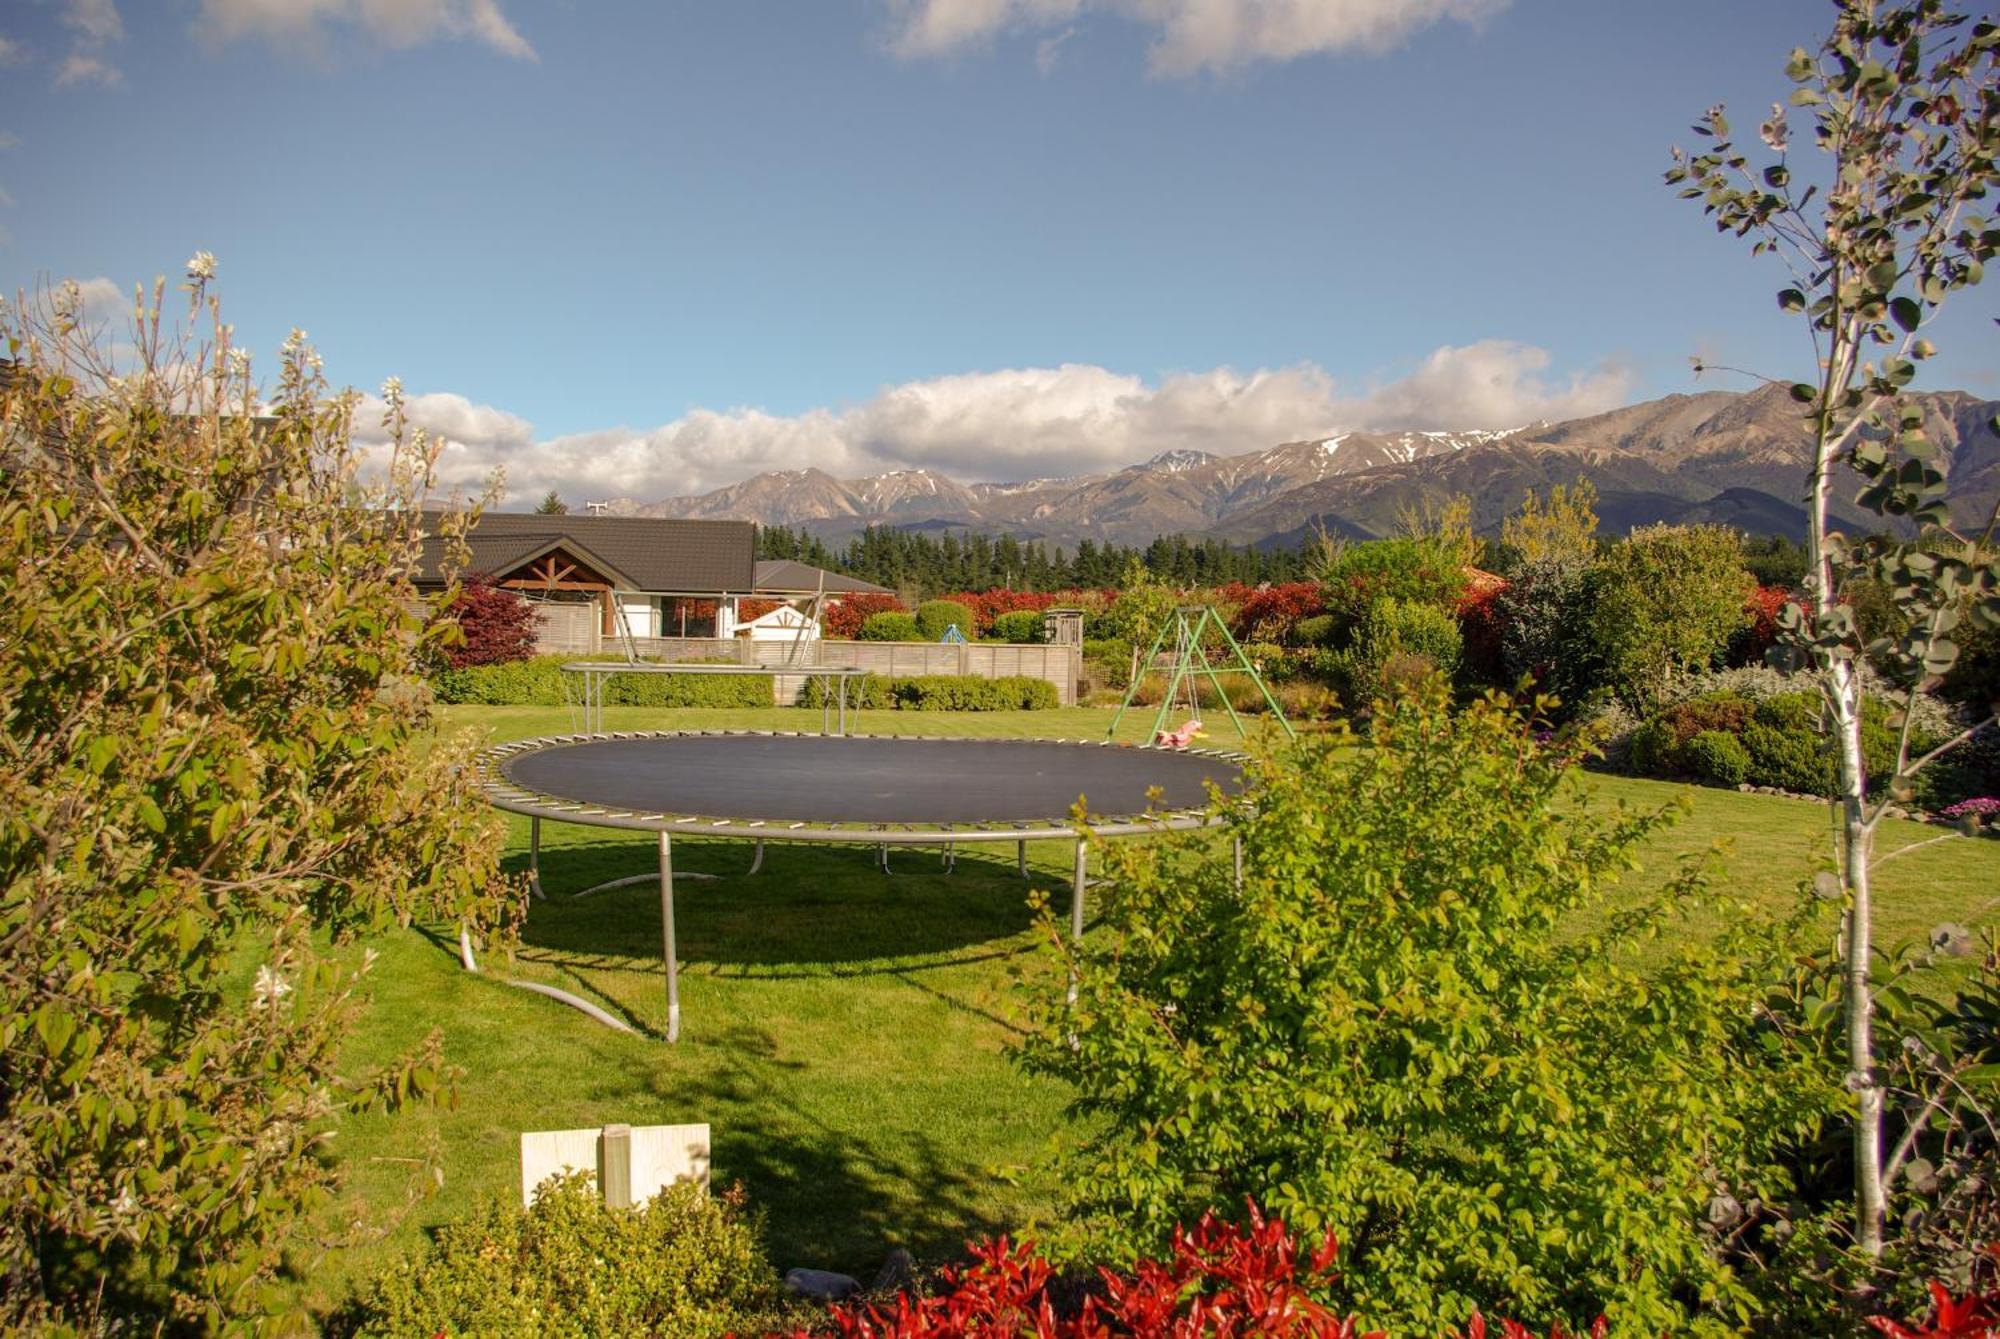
xmin=873 ymin=1247 xmax=916 ymax=1294
xmin=786 ymin=1268 xmax=862 ymax=1302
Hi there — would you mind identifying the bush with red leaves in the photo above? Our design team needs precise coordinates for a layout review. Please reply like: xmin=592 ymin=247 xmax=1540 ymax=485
xmin=1229 ymin=583 xmax=1326 ymax=645
xmin=773 ymin=1208 xmax=1622 ymax=1339
xmin=771 ymin=1213 xmax=2000 ymax=1339
xmin=936 ymin=589 xmax=1063 ymax=635
xmin=1868 ymin=1280 xmax=2000 ymax=1337
xmin=823 ymin=593 xmax=906 ymax=640
xmin=1455 ymin=574 xmax=1510 ymax=688
xmin=440 ymin=576 xmax=537 ymax=668
xmin=1730 ymin=583 xmax=1800 ymax=667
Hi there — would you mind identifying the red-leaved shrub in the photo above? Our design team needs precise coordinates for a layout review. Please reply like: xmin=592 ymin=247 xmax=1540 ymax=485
xmin=441 ymin=576 xmax=537 ymax=668
xmin=1869 ymin=1279 xmax=2000 ymax=1337
xmin=1229 ymin=583 xmax=1326 ymax=644
xmin=777 ymin=1208 xmax=1617 ymax=1339
xmin=824 ymin=593 xmax=906 ymax=639
xmin=772 ymin=1212 xmax=2000 ymax=1339
xmin=1732 ymin=583 xmax=1801 ymax=666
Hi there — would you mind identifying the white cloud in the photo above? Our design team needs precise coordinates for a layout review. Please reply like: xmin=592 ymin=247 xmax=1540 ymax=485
xmin=56 ymin=51 xmax=121 ymax=85
xmin=196 ymin=0 xmax=535 ymax=59
xmin=350 ymin=343 xmax=1630 ymax=507
xmin=62 ymin=0 xmax=124 ymax=44
xmin=52 ymin=0 xmax=125 ymax=86
xmin=1340 ymin=340 xmax=1634 ymax=431
xmin=885 ymin=0 xmax=1505 ymax=75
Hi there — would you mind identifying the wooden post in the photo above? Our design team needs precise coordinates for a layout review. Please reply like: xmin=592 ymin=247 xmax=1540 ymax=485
xmin=660 ymin=831 xmax=680 ymax=1043
xmin=599 ymin=1123 xmax=633 ymax=1209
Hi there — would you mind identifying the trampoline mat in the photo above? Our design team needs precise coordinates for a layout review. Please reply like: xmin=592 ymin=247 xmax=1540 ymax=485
xmin=502 ymin=734 xmax=1243 ymax=826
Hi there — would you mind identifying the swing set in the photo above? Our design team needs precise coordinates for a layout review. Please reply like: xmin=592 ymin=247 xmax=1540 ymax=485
xmin=1107 ymin=605 xmax=1295 ymax=746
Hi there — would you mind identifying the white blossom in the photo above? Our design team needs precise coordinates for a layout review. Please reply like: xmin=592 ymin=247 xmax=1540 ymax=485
xmin=185 ymin=250 xmax=216 ymax=282
xmin=251 ymin=964 xmax=292 ymax=1009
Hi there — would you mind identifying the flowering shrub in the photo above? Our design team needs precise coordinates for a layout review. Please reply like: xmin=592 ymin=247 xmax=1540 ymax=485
xmin=440 ymin=575 xmax=539 ymax=667
xmin=1938 ymin=797 xmax=2000 ymax=823
xmin=824 ymin=593 xmax=906 ymax=639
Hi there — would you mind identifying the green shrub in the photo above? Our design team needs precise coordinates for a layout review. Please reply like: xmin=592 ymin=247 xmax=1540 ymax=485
xmin=431 ymin=658 xmax=771 ymax=709
xmin=1743 ymin=721 xmax=1834 ymax=795
xmin=1024 ymin=678 xmax=1834 ymax=1331
xmin=1341 ymin=597 xmax=1463 ymax=702
xmin=1683 ymin=729 xmax=1751 ymax=785
xmin=607 ymin=671 xmax=770 ymax=709
xmin=798 ymin=672 xmax=891 ymax=710
xmin=991 ymin=610 xmax=1046 ymax=643
xmin=797 ymin=674 xmax=1057 ymax=711
xmin=1083 ymin=638 xmax=1134 ymax=689
xmin=1290 ymin=614 xmax=1339 ymax=647
xmin=349 ymin=1176 xmax=792 ymax=1339
xmin=1585 ymin=524 xmax=1754 ymax=707
xmin=915 ymin=600 xmax=976 ymax=641
xmin=859 ymin=611 xmax=921 ymax=641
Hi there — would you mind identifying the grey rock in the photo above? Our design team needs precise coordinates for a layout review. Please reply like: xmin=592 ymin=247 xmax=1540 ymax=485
xmin=874 ymin=1247 xmax=916 ymax=1295
xmin=786 ymin=1268 xmax=862 ymax=1302
xmin=1738 ymin=783 xmax=1754 ymax=792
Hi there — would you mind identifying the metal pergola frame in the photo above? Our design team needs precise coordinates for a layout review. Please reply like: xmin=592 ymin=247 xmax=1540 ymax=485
xmin=473 ymin=731 xmax=1247 ymax=1043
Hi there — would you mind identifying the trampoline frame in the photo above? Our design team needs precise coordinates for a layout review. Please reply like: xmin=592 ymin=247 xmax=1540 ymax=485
xmin=473 ymin=730 xmax=1247 ymax=1043
xmin=560 ymin=661 xmax=874 ymax=735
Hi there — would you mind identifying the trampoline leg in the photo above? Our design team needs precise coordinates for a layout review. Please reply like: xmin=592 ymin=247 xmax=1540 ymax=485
xmin=528 ymin=816 xmax=544 ymax=899
xmin=747 ymin=840 xmax=765 ymax=876
xmin=1233 ymin=835 xmax=1243 ymax=894
xmin=877 ymin=843 xmax=892 ymax=875
xmin=1071 ymin=841 xmax=1087 ymax=941
xmin=1017 ymin=840 xmax=1028 ymax=879
xmin=941 ymin=842 xmax=956 ymax=874
xmin=660 ymin=831 xmax=680 ymax=1044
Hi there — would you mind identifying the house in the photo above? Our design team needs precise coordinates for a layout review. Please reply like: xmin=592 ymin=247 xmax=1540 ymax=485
xmin=414 ymin=513 xmax=887 ymax=653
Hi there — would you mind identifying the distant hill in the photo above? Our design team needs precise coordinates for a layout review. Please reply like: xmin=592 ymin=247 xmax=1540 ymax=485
xmin=603 ymin=384 xmax=1996 ymax=548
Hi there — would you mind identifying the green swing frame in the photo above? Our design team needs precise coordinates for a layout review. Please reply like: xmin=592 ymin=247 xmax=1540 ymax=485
xmin=1107 ymin=605 xmax=1295 ymax=744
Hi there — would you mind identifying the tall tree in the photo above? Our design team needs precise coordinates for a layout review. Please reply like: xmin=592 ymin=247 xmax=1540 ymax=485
xmin=534 ymin=489 xmax=569 ymax=514
xmin=1668 ymin=0 xmax=1999 ymax=1259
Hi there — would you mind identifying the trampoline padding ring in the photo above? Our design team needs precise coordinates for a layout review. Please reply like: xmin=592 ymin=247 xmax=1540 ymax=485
xmin=496 ymin=733 xmax=1244 ymax=828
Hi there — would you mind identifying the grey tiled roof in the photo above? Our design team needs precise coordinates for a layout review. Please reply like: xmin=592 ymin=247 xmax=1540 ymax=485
xmin=418 ymin=513 xmax=756 ymax=594
xmin=752 ymin=560 xmax=892 ymax=596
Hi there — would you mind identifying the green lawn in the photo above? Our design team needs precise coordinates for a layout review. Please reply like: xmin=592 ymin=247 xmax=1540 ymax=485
xmin=308 ymin=701 xmax=1999 ymax=1318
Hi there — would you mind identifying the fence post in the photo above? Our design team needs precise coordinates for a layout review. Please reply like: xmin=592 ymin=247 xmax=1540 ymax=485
xmin=599 ymin=1123 xmax=633 ymax=1208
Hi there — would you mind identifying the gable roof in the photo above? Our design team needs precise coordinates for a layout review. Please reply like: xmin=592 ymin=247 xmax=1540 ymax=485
xmin=418 ymin=513 xmax=756 ymax=594
xmin=752 ymin=559 xmax=892 ymax=597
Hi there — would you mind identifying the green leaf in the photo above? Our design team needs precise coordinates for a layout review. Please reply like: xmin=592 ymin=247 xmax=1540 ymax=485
xmin=135 ymin=794 xmax=165 ymax=834
xmin=1890 ymin=296 xmax=1921 ymax=332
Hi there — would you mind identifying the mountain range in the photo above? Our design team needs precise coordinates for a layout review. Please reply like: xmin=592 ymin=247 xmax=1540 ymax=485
xmin=603 ymin=384 xmax=2000 ymax=549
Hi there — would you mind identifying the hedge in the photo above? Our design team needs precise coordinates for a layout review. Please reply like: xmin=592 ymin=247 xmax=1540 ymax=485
xmin=990 ymin=609 xmax=1046 ymax=643
xmin=915 ymin=600 xmax=977 ymax=642
xmin=431 ymin=656 xmax=770 ymax=708
xmin=1624 ymin=688 xmax=1958 ymax=800
xmin=798 ymin=673 xmax=1058 ymax=711
xmin=859 ymin=611 xmax=921 ymax=642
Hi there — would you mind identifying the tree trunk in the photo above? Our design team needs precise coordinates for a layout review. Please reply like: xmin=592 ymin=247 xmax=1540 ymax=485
xmin=1829 ymin=662 xmax=1885 ymax=1255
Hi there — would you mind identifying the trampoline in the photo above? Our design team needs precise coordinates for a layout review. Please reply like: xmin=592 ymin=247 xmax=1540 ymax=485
xmin=473 ymin=731 xmax=1248 ymax=1041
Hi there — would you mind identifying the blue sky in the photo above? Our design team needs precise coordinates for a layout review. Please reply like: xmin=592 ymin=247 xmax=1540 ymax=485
xmin=4 ymin=0 xmax=1993 ymax=505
